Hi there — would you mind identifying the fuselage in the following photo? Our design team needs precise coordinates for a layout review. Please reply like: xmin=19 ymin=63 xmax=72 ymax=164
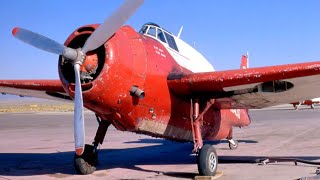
xmin=58 ymin=23 xmax=251 ymax=142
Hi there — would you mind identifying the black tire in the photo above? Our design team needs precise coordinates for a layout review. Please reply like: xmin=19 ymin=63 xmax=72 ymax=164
xmin=228 ymin=140 xmax=238 ymax=150
xmin=197 ymin=144 xmax=218 ymax=176
xmin=74 ymin=144 xmax=98 ymax=174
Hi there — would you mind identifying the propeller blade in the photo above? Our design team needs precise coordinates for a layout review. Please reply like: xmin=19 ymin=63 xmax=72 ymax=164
xmin=12 ymin=27 xmax=65 ymax=55
xmin=12 ymin=27 xmax=80 ymax=61
xmin=82 ymin=0 xmax=144 ymax=53
xmin=73 ymin=64 xmax=85 ymax=155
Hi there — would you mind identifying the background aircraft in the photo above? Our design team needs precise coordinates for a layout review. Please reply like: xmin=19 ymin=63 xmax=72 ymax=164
xmin=291 ymin=97 xmax=320 ymax=109
xmin=2 ymin=0 xmax=320 ymax=177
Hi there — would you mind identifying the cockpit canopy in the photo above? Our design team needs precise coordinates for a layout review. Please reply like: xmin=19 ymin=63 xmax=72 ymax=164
xmin=139 ymin=23 xmax=179 ymax=52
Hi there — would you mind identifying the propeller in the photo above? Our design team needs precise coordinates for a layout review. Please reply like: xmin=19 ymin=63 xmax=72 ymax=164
xmin=82 ymin=0 xmax=144 ymax=54
xmin=12 ymin=0 xmax=144 ymax=156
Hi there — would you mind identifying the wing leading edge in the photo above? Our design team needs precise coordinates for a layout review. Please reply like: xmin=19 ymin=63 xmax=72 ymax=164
xmin=0 ymin=80 xmax=71 ymax=101
xmin=168 ymin=61 xmax=320 ymax=109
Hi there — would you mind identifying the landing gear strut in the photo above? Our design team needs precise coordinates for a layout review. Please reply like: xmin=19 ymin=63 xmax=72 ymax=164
xmin=311 ymin=104 xmax=315 ymax=109
xmin=74 ymin=115 xmax=111 ymax=174
xmin=294 ymin=102 xmax=302 ymax=110
xmin=191 ymin=98 xmax=218 ymax=176
xmin=227 ymin=128 xmax=238 ymax=150
xmin=227 ymin=139 xmax=238 ymax=150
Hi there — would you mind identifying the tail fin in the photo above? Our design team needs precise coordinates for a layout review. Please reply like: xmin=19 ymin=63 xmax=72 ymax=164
xmin=240 ymin=52 xmax=249 ymax=69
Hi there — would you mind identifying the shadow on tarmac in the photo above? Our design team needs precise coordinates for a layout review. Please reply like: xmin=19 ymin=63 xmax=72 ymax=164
xmin=0 ymin=140 xmax=194 ymax=177
xmin=1 ymin=138 xmax=316 ymax=179
xmin=125 ymin=138 xmax=258 ymax=145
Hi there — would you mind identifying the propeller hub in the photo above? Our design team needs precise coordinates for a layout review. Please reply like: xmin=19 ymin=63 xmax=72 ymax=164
xmin=59 ymin=29 xmax=105 ymax=84
xmin=74 ymin=48 xmax=86 ymax=66
xmin=62 ymin=47 xmax=86 ymax=66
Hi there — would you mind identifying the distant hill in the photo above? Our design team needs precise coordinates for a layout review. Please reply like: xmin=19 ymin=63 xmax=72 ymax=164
xmin=0 ymin=94 xmax=47 ymax=102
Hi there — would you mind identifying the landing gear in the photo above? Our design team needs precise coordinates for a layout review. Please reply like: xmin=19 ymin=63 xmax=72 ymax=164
xmin=294 ymin=102 xmax=302 ymax=110
xmin=191 ymin=98 xmax=218 ymax=176
xmin=197 ymin=144 xmax=218 ymax=176
xmin=74 ymin=116 xmax=111 ymax=175
xmin=74 ymin=144 xmax=98 ymax=174
xmin=311 ymin=104 xmax=315 ymax=109
xmin=227 ymin=139 xmax=238 ymax=150
xmin=227 ymin=129 xmax=238 ymax=150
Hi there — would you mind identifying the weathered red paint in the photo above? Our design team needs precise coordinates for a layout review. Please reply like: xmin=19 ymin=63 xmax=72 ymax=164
xmin=168 ymin=61 xmax=320 ymax=95
xmin=57 ymin=25 xmax=251 ymax=142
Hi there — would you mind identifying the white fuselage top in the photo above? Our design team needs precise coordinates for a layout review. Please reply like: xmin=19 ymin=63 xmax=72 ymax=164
xmin=139 ymin=23 xmax=214 ymax=73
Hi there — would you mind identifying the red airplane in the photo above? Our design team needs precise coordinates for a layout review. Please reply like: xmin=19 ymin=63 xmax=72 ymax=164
xmin=2 ymin=0 xmax=320 ymax=177
xmin=291 ymin=97 xmax=320 ymax=109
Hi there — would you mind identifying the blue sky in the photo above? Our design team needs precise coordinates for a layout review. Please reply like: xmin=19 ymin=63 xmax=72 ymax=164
xmin=1 ymin=0 xmax=320 ymax=79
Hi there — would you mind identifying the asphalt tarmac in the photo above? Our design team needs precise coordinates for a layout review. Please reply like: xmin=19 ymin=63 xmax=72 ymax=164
xmin=1 ymin=105 xmax=320 ymax=180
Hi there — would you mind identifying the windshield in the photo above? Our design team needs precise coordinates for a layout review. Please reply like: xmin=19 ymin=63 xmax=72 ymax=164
xmin=139 ymin=24 xmax=179 ymax=52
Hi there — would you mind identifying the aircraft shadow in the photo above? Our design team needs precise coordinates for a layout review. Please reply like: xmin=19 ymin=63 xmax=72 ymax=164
xmin=0 ymin=139 xmax=318 ymax=178
xmin=125 ymin=138 xmax=258 ymax=145
xmin=0 ymin=141 xmax=195 ymax=177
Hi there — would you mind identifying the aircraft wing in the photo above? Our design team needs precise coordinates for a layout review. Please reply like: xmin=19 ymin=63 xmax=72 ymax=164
xmin=0 ymin=80 xmax=71 ymax=101
xmin=168 ymin=61 xmax=320 ymax=109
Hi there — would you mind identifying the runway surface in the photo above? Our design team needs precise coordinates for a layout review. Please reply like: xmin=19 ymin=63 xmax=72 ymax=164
xmin=1 ymin=105 xmax=320 ymax=179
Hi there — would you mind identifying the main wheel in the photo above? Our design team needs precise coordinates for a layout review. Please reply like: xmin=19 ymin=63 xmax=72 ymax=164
xmin=74 ymin=144 xmax=98 ymax=174
xmin=228 ymin=140 xmax=238 ymax=150
xmin=197 ymin=144 xmax=218 ymax=176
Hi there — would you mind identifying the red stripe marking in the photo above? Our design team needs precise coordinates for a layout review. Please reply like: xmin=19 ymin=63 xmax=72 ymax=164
xmin=12 ymin=27 xmax=19 ymax=36
xmin=75 ymin=147 xmax=84 ymax=156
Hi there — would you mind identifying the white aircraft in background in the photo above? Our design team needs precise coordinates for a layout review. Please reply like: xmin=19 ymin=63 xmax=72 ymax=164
xmin=291 ymin=98 xmax=320 ymax=109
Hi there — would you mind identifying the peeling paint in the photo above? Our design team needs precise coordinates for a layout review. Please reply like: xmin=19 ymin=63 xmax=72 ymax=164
xmin=137 ymin=120 xmax=193 ymax=141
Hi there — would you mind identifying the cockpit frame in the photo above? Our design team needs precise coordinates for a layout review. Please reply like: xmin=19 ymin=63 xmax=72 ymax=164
xmin=139 ymin=23 xmax=179 ymax=52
